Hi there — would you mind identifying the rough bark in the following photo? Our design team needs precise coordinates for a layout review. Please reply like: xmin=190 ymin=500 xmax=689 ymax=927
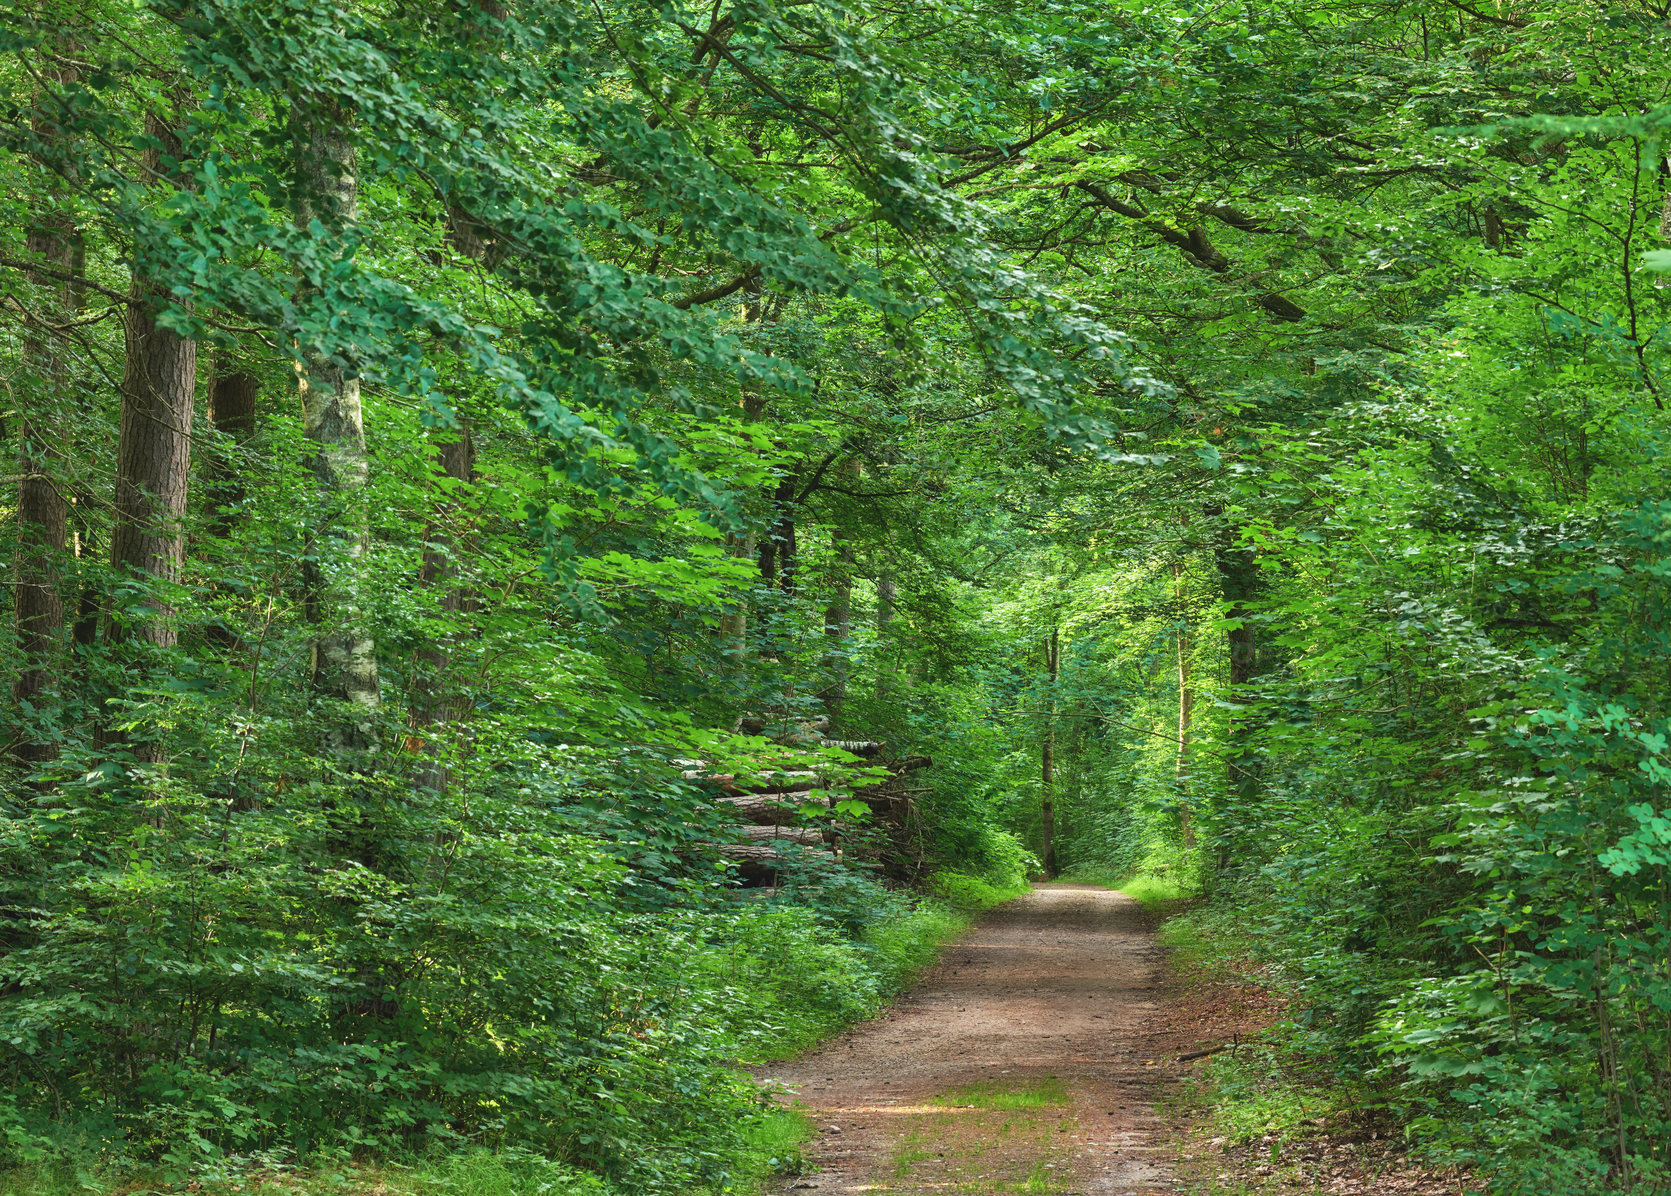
xmin=877 ymin=575 xmax=897 ymax=631
xmin=295 ymin=102 xmax=380 ymax=742
xmin=109 ymin=112 xmax=198 ymax=652
xmin=209 ymin=371 xmax=257 ymax=436
xmin=111 ymin=287 xmax=197 ymax=650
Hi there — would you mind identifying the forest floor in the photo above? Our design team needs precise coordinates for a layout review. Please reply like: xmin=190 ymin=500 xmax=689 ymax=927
xmin=759 ymin=883 xmax=1479 ymax=1196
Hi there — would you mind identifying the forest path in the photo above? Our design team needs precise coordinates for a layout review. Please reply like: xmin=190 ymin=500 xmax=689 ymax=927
xmin=761 ymin=884 xmax=1178 ymax=1195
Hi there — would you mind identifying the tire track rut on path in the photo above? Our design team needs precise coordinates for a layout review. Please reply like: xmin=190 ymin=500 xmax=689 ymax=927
xmin=762 ymin=883 xmax=1178 ymax=1195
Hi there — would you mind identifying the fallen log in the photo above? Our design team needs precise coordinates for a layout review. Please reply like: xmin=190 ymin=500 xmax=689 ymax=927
xmin=739 ymin=825 xmax=828 ymax=846
xmin=719 ymin=843 xmax=835 ymax=863
xmin=719 ymin=793 xmax=827 ymax=821
xmin=848 ymin=782 xmax=912 ymax=804
xmin=683 ymin=769 xmax=824 ymax=796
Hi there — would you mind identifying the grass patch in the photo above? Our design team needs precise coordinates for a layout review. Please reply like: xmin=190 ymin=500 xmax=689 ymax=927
xmin=1023 ymin=1160 xmax=1055 ymax=1194
xmin=1052 ymin=863 xmax=1126 ymax=889
xmin=722 ymin=1106 xmax=815 ymax=1193
xmin=930 ymin=870 xmax=1029 ymax=914
xmin=1054 ymin=863 xmax=1199 ymax=907
xmin=889 ymin=1131 xmax=932 ymax=1179
xmin=399 ymin=1150 xmax=611 ymax=1196
xmin=875 ymin=1083 xmax=1076 ymax=1195
xmin=1117 ymin=870 xmax=1196 ymax=906
xmin=1184 ymin=1049 xmax=1335 ymax=1147
xmin=938 ymin=1075 xmax=1069 ymax=1111
xmin=1156 ymin=902 xmax=1243 ymax=980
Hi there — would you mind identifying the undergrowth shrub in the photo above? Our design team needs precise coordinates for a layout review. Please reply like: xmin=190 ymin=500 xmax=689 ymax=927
xmin=0 ymin=733 xmax=1024 ymax=1195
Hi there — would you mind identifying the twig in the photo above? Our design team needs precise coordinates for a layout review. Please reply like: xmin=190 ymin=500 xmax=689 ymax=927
xmin=1177 ymin=1044 xmax=1231 ymax=1062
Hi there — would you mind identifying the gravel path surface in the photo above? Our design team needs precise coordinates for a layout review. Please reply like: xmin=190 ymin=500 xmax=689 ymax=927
xmin=762 ymin=883 xmax=1178 ymax=1195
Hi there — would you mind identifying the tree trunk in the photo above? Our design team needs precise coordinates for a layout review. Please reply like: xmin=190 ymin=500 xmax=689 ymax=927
xmin=1173 ymin=555 xmax=1195 ymax=849
xmin=412 ymin=425 xmax=477 ymax=795
xmin=207 ymin=374 xmax=255 ymax=527
xmin=111 ymin=285 xmax=197 ymax=650
xmin=1210 ymin=505 xmax=1262 ymax=815
xmin=10 ymin=64 xmax=81 ymax=763
xmin=1040 ymin=625 xmax=1060 ymax=877
xmin=758 ymin=472 xmax=797 ymax=590
xmin=719 ymin=531 xmax=754 ymax=679
xmin=295 ymin=102 xmax=379 ymax=744
xmin=11 ymin=229 xmax=77 ymax=759
xmin=875 ymin=573 xmax=898 ymax=700
xmin=822 ymin=526 xmax=853 ymax=717
xmin=209 ymin=371 xmax=258 ymax=438
xmin=109 ymin=112 xmax=198 ymax=653
xmin=205 ymin=371 xmax=258 ymax=649
xmin=719 ymin=291 xmax=773 ymax=681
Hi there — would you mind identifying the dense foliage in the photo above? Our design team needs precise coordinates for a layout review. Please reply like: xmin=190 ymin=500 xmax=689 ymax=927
xmin=2 ymin=0 xmax=1668 ymax=1192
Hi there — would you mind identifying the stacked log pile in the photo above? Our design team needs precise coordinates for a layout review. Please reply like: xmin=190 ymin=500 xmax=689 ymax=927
xmin=686 ymin=717 xmax=932 ymax=885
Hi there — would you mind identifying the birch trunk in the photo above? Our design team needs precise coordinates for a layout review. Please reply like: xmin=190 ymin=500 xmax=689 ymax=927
xmin=295 ymin=102 xmax=379 ymax=743
xmin=1040 ymin=626 xmax=1060 ymax=877
xmin=413 ymin=426 xmax=477 ymax=794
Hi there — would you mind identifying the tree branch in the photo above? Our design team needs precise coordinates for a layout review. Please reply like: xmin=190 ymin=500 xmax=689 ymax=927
xmin=672 ymin=265 xmax=760 ymax=309
xmin=1074 ymin=183 xmax=1306 ymax=322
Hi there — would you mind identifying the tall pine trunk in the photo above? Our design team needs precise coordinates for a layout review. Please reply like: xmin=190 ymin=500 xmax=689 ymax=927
xmin=12 ymin=226 xmax=76 ymax=759
xmin=109 ymin=113 xmax=197 ymax=652
xmin=10 ymin=63 xmax=80 ymax=763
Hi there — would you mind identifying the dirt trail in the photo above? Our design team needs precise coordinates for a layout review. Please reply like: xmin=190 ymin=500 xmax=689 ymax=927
xmin=763 ymin=884 xmax=1178 ymax=1196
